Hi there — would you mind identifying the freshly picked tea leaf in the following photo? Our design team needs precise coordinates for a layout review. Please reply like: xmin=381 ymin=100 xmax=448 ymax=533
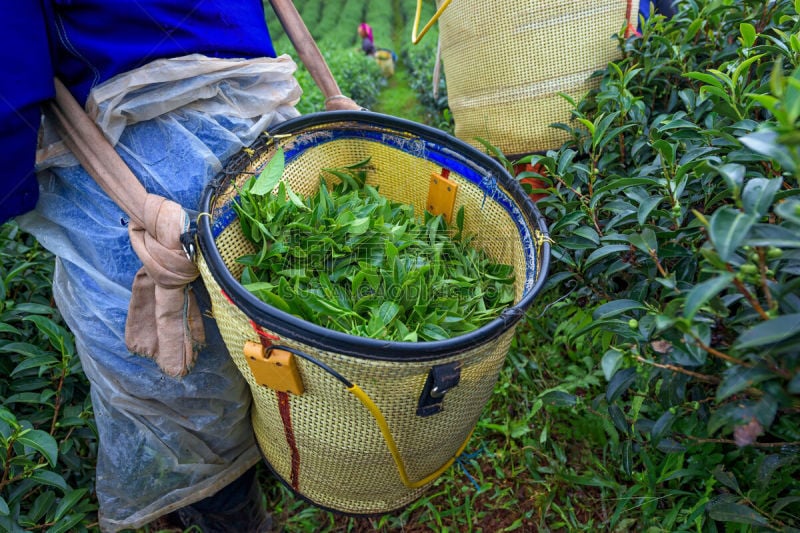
xmin=232 ymin=158 xmax=515 ymax=342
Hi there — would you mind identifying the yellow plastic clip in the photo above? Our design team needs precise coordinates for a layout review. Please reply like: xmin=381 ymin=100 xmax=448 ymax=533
xmin=426 ymin=171 xmax=459 ymax=224
xmin=244 ymin=342 xmax=304 ymax=395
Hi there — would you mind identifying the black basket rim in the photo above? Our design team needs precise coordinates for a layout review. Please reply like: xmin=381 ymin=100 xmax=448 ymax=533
xmin=197 ymin=110 xmax=550 ymax=362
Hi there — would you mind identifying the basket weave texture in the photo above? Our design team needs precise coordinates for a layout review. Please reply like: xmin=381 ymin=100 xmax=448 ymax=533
xmin=197 ymin=117 xmax=547 ymax=513
xmin=438 ymin=0 xmax=637 ymax=155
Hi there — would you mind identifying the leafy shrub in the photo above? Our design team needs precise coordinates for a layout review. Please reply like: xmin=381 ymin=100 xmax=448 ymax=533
xmin=363 ymin=0 xmax=393 ymax=51
xmin=516 ymin=0 xmax=800 ymax=529
xmin=318 ymin=0 xmax=364 ymax=50
xmin=400 ymin=38 xmax=450 ymax=128
xmin=292 ymin=49 xmax=383 ymax=114
xmin=0 ymin=223 xmax=98 ymax=532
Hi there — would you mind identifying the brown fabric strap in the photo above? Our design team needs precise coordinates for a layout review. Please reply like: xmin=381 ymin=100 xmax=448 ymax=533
xmin=48 ymin=78 xmax=204 ymax=377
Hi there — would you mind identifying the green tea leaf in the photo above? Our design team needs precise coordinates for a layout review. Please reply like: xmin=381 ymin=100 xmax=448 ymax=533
xmin=47 ymin=512 xmax=87 ymax=533
xmin=716 ymin=366 xmax=777 ymax=401
xmin=708 ymin=207 xmax=755 ymax=262
xmin=683 ymin=273 xmax=734 ymax=319
xmin=419 ymin=323 xmax=450 ymax=341
xmin=713 ymin=465 xmax=741 ymax=493
xmin=286 ymin=184 xmax=309 ymax=211
xmin=29 ymin=470 xmax=68 ymax=492
xmin=251 ymin=148 xmax=285 ymax=196
xmin=627 ymin=228 xmax=658 ymax=254
xmin=651 ymin=410 xmax=675 ymax=445
xmin=53 ymin=488 xmax=88 ymax=522
xmin=375 ymin=301 xmax=400 ymax=325
xmin=740 ymin=130 xmax=796 ymax=172
xmin=773 ymin=496 xmax=800 ymax=515
xmin=714 ymin=163 xmax=746 ymax=195
xmin=608 ymin=404 xmax=629 ymax=434
xmin=601 ymin=349 xmax=624 ymax=381
xmin=637 ymin=196 xmax=663 ymax=225
xmin=707 ymin=500 xmax=768 ymax=526
xmin=17 ymin=429 xmax=58 ymax=467
xmin=741 ymin=177 xmax=782 ymax=217
xmin=735 ymin=314 xmax=800 ymax=349
xmin=606 ymin=368 xmax=637 ymax=403
xmin=739 ymin=22 xmax=756 ymax=48
xmin=593 ymin=300 xmax=647 ymax=320
xmin=685 ymin=71 xmax=724 ymax=89
xmin=347 ymin=216 xmax=371 ymax=235
xmin=585 ymin=245 xmax=631 ymax=267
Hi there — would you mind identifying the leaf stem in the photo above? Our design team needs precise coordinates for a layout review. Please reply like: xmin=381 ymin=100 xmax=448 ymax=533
xmin=635 ymin=356 xmax=719 ymax=383
xmin=726 ymin=265 xmax=770 ymax=320
xmin=648 ymin=249 xmax=671 ymax=280
xmin=756 ymin=247 xmax=776 ymax=311
xmin=49 ymin=364 xmax=67 ymax=435
xmin=692 ymin=335 xmax=751 ymax=367
xmin=681 ymin=434 xmax=800 ymax=449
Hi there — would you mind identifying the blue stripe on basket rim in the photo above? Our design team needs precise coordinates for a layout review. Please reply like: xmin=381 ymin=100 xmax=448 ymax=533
xmin=211 ymin=127 xmax=540 ymax=293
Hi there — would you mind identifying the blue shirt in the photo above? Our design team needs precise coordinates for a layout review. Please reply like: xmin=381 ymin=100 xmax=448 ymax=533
xmin=0 ymin=0 xmax=276 ymax=223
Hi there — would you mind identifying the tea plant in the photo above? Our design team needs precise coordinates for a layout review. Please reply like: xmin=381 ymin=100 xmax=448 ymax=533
xmin=0 ymin=223 xmax=98 ymax=532
xmin=520 ymin=0 xmax=800 ymax=529
xmin=4 ymin=1 xmax=800 ymax=531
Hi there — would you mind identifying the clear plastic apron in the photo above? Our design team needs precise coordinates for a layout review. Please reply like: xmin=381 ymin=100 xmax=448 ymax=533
xmin=18 ymin=53 xmax=301 ymax=532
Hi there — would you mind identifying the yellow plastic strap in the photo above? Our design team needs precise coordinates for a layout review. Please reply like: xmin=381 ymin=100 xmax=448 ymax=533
xmin=347 ymin=383 xmax=473 ymax=489
xmin=411 ymin=0 xmax=452 ymax=45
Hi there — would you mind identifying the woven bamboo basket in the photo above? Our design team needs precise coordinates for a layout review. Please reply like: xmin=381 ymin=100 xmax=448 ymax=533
xmin=196 ymin=111 xmax=550 ymax=514
xmin=435 ymin=0 xmax=638 ymax=156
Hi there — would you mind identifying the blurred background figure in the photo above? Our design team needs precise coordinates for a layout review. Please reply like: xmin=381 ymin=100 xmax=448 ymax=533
xmin=359 ymin=22 xmax=376 ymax=56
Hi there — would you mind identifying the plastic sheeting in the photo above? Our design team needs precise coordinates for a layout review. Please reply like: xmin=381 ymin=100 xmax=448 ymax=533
xmin=17 ymin=54 xmax=301 ymax=532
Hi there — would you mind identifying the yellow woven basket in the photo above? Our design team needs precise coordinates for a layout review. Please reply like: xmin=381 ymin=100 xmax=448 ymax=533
xmin=433 ymin=0 xmax=638 ymax=156
xmin=196 ymin=111 xmax=550 ymax=514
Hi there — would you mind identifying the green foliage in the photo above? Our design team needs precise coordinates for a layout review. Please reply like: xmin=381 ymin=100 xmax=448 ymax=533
xmin=263 ymin=0 xmax=450 ymax=125
xmin=263 ymin=0 xmax=385 ymax=113
xmin=397 ymin=0 xmax=452 ymax=130
xmin=0 ymin=223 xmax=98 ymax=532
xmin=6 ymin=1 xmax=800 ymax=531
xmin=287 ymin=49 xmax=383 ymax=114
xmin=517 ymin=0 xmax=800 ymax=529
xmin=400 ymin=37 xmax=452 ymax=130
xmin=233 ymin=156 xmax=515 ymax=341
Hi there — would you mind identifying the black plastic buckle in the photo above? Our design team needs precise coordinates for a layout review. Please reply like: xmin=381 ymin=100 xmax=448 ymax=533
xmin=416 ymin=361 xmax=462 ymax=417
xmin=180 ymin=218 xmax=198 ymax=262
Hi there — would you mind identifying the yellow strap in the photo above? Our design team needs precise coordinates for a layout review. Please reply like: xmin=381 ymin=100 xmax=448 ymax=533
xmin=347 ymin=383 xmax=473 ymax=489
xmin=411 ymin=0 xmax=452 ymax=45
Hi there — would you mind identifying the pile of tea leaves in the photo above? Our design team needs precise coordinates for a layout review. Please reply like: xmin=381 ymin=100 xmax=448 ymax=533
xmin=232 ymin=150 xmax=515 ymax=341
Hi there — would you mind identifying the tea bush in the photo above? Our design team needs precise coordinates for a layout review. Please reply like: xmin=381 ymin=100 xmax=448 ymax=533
xmin=0 ymin=223 xmax=98 ymax=532
xmin=263 ymin=0 xmax=384 ymax=114
xmin=264 ymin=0 xmax=449 ymax=124
xmin=399 ymin=36 xmax=451 ymax=130
xmin=3 ymin=1 xmax=799 ymax=531
xmin=517 ymin=0 xmax=800 ymax=528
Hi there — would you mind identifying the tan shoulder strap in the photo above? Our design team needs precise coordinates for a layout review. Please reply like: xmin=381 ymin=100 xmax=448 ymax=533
xmin=48 ymin=78 xmax=204 ymax=377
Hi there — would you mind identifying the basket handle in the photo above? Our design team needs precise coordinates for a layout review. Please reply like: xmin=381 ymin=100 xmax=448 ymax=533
xmin=268 ymin=343 xmax=472 ymax=489
xmin=411 ymin=0 xmax=452 ymax=44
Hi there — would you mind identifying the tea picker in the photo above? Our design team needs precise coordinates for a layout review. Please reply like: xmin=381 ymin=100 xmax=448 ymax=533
xmin=1 ymin=1 xmax=550 ymax=531
xmin=1 ymin=1 xmax=356 ymax=531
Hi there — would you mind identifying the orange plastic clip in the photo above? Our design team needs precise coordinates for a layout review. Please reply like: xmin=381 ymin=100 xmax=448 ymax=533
xmin=244 ymin=342 xmax=304 ymax=395
xmin=426 ymin=170 xmax=459 ymax=223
